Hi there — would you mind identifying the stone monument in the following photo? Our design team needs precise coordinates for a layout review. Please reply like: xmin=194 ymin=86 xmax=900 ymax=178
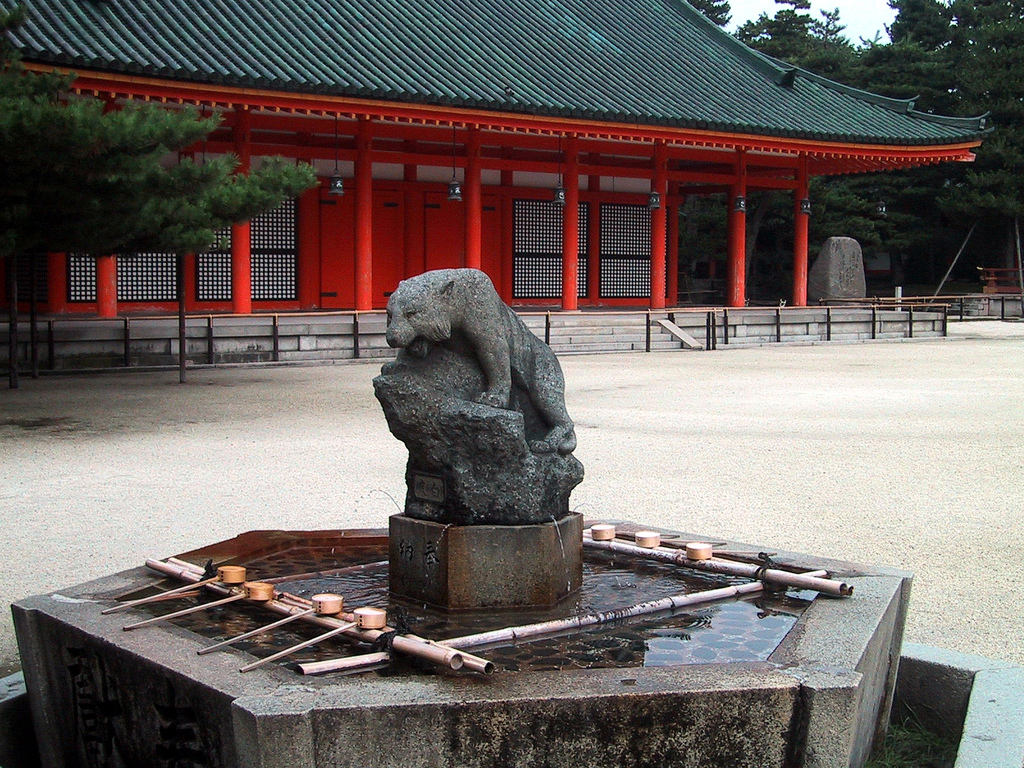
xmin=807 ymin=236 xmax=866 ymax=302
xmin=373 ymin=268 xmax=584 ymax=610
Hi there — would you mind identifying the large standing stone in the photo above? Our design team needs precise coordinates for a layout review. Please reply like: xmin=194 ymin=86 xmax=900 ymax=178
xmin=807 ymin=236 xmax=866 ymax=302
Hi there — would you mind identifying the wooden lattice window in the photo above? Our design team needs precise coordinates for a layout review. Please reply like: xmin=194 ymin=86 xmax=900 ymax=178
xmin=598 ymin=203 xmax=668 ymax=299
xmin=512 ymin=199 xmax=588 ymax=299
xmin=118 ymin=253 xmax=178 ymax=302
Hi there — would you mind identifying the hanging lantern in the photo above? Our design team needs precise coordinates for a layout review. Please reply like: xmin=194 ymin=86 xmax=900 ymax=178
xmin=733 ymin=196 xmax=747 ymax=213
xmin=553 ymin=184 xmax=566 ymax=207
xmin=648 ymin=191 xmax=661 ymax=210
xmin=329 ymin=113 xmax=345 ymax=196
xmin=800 ymin=198 xmax=811 ymax=215
xmin=876 ymin=199 xmax=888 ymax=218
xmin=447 ymin=124 xmax=462 ymax=202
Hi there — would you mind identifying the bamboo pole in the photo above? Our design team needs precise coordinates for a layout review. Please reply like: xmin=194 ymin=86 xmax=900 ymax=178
xmin=442 ymin=574 xmax=829 ymax=652
xmin=140 ymin=559 xmax=493 ymax=674
xmin=298 ymin=652 xmax=392 ymax=676
xmin=582 ymin=535 xmax=852 ymax=596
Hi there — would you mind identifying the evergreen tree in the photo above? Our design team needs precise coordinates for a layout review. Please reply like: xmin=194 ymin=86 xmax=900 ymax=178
xmin=942 ymin=0 xmax=1024 ymax=269
xmin=888 ymin=0 xmax=952 ymax=50
xmin=1 ymin=7 xmax=316 ymax=386
xmin=688 ymin=0 xmax=731 ymax=27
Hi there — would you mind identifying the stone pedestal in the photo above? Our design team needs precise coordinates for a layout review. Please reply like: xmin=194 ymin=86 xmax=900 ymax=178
xmin=389 ymin=513 xmax=583 ymax=610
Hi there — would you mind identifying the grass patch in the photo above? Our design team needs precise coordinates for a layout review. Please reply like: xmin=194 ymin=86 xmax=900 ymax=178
xmin=866 ymin=716 xmax=958 ymax=768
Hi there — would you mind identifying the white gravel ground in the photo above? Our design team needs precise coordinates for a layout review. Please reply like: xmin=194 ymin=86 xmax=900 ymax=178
xmin=1 ymin=319 xmax=1022 ymax=674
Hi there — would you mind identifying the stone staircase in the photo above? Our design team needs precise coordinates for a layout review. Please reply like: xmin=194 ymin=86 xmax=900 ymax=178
xmin=519 ymin=312 xmax=685 ymax=354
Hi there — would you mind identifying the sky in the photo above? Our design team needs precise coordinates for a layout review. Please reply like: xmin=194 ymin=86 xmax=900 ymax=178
xmin=728 ymin=0 xmax=897 ymax=44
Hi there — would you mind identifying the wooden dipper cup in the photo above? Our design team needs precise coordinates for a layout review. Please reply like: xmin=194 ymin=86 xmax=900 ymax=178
xmin=634 ymin=531 xmax=661 ymax=548
xmin=311 ymin=594 xmax=344 ymax=615
xmin=354 ymin=607 xmax=387 ymax=629
xmin=217 ymin=565 xmax=247 ymax=584
xmin=590 ymin=524 xmax=616 ymax=541
xmin=685 ymin=542 xmax=714 ymax=561
xmin=243 ymin=582 xmax=275 ymax=601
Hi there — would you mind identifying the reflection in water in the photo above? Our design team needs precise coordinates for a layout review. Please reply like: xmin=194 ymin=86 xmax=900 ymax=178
xmin=132 ymin=540 xmax=812 ymax=674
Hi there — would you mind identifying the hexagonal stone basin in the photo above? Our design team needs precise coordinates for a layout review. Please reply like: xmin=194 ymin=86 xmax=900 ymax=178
xmin=14 ymin=527 xmax=911 ymax=768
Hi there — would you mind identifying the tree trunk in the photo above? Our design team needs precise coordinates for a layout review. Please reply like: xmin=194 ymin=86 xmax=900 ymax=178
xmin=744 ymin=192 xmax=776 ymax=285
xmin=30 ymin=253 xmax=39 ymax=379
xmin=7 ymin=254 xmax=18 ymax=389
xmin=178 ymin=252 xmax=187 ymax=384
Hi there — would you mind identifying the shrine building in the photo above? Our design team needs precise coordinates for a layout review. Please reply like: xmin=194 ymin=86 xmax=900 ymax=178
xmin=4 ymin=0 xmax=986 ymax=317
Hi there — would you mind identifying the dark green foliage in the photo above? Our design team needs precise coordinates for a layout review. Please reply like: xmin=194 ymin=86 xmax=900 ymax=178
xmin=888 ymin=0 xmax=951 ymax=50
xmin=687 ymin=0 xmax=731 ymax=27
xmin=0 ymin=6 xmax=315 ymax=263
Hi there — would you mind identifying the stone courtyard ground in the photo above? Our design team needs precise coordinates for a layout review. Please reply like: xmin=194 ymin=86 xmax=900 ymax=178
xmin=0 ymin=320 xmax=1022 ymax=674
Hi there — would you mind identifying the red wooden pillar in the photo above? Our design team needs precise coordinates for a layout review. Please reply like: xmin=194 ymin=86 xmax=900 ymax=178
xmin=464 ymin=126 xmax=482 ymax=270
xmin=792 ymin=161 xmax=810 ymax=307
xmin=183 ymin=253 xmax=197 ymax=308
xmin=650 ymin=141 xmax=668 ymax=310
xmin=726 ymin=151 xmax=748 ymax=308
xmin=95 ymin=255 xmax=117 ymax=317
xmin=47 ymin=253 xmax=67 ymax=313
xmin=667 ymin=185 xmax=680 ymax=307
xmin=561 ymin=135 xmax=580 ymax=311
xmin=354 ymin=117 xmax=373 ymax=311
xmin=231 ymin=106 xmax=252 ymax=314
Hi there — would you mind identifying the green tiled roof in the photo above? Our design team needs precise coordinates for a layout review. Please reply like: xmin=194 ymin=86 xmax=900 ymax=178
xmin=3 ymin=0 xmax=986 ymax=145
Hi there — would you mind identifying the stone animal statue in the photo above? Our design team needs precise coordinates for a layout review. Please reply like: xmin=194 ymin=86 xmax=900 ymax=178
xmin=385 ymin=268 xmax=577 ymax=454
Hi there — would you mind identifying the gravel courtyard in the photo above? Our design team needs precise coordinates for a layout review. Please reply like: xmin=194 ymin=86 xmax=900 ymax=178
xmin=1 ymin=320 xmax=1022 ymax=674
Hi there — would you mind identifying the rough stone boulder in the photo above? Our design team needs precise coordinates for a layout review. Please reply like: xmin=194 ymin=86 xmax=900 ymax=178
xmin=807 ymin=236 xmax=866 ymax=302
xmin=374 ymin=340 xmax=584 ymax=526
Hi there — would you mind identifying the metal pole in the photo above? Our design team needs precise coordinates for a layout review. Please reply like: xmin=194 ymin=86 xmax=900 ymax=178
xmin=272 ymin=314 xmax=280 ymax=362
xmin=207 ymin=315 xmax=215 ymax=364
xmin=123 ymin=317 xmax=131 ymax=368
